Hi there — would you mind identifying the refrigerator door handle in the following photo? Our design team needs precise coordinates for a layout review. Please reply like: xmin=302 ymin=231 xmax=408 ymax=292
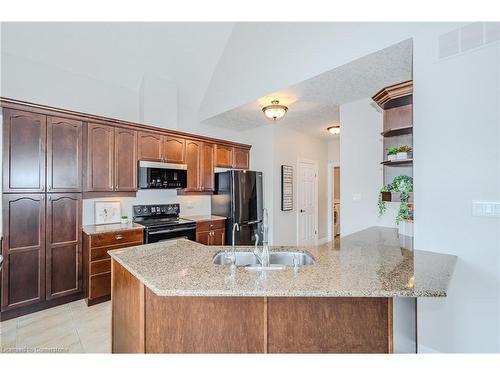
xmin=246 ymin=220 xmax=261 ymax=225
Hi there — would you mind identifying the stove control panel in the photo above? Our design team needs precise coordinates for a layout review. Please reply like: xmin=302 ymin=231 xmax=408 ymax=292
xmin=133 ymin=204 xmax=180 ymax=218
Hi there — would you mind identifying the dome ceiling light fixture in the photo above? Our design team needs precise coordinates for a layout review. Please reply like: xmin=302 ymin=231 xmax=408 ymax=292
xmin=262 ymin=100 xmax=288 ymax=122
xmin=327 ymin=125 xmax=340 ymax=135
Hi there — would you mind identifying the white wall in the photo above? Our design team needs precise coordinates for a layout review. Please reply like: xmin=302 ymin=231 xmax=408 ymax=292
xmin=202 ymin=22 xmax=500 ymax=353
xmin=339 ymin=98 xmax=397 ymax=236
xmin=139 ymin=73 xmax=178 ymax=129
xmin=328 ymin=138 xmax=340 ymax=165
xmin=272 ymin=126 xmax=329 ymax=245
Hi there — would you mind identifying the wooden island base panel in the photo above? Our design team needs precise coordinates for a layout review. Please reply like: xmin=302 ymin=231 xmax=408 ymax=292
xmin=111 ymin=260 xmax=393 ymax=354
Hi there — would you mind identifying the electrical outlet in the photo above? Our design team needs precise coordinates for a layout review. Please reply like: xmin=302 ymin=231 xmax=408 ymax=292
xmin=472 ymin=201 xmax=500 ymax=217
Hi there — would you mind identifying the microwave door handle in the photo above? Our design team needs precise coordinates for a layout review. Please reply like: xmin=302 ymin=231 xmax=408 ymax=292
xmin=148 ymin=227 xmax=193 ymax=235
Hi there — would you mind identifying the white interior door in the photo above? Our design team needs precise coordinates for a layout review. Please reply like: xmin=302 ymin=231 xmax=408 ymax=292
xmin=297 ymin=159 xmax=318 ymax=246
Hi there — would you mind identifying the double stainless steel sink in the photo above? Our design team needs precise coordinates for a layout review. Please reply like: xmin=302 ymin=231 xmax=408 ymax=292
xmin=212 ymin=250 xmax=315 ymax=267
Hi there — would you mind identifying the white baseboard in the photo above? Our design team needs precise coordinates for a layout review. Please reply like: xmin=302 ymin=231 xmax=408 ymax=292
xmin=417 ymin=344 xmax=442 ymax=353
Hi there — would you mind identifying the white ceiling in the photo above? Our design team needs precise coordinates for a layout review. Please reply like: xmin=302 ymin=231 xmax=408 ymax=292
xmin=203 ymin=39 xmax=413 ymax=140
xmin=1 ymin=22 xmax=235 ymax=107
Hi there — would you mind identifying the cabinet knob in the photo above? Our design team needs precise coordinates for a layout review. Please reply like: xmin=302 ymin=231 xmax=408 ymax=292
xmin=115 ymin=234 xmax=123 ymax=240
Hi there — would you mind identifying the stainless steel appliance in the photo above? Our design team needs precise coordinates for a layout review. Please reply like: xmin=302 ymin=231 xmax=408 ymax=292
xmin=138 ymin=161 xmax=187 ymax=189
xmin=211 ymin=170 xmax=263 ymax=246
xmin=132 ymin=204 xmax=196 ymax=243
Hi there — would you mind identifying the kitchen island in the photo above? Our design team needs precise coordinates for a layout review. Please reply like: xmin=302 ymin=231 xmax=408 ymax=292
xmin=108 ymin=227 xmax=456 ymax=354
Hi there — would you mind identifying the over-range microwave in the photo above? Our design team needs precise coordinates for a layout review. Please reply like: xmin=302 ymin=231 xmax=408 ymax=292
xmin=138 ymin=161 xmax=187 ymax=189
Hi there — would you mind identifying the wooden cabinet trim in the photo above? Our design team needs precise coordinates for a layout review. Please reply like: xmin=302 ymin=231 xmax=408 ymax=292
xmin=1 ymin=97 xmax=251 ymax=150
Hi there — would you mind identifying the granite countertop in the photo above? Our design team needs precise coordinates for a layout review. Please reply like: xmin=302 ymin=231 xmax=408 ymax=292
xmin=108 ymin=226 xmax=457 ymax=298
xmin=181 ymin=215 xmax=226 ymax=222
xmin=82 ymin=222 xmax=144 ymax=235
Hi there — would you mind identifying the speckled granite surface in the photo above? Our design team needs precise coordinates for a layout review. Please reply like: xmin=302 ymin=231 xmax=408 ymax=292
xmin=82 ymin=222 xmax=144 ymax=235
xmin=108 ymin=226 xmax=456 ymax=298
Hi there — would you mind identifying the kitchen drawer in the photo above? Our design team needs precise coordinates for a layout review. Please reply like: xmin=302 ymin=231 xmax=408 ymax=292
xmin=90 ymin=229 xmax=143 ymax=248
xmin=89 ymin=272 xmax=111 ymax=300
xmin=90 ymin=258 xmax=110 ymax=275
xmin=90 ymin=241 xmax=143 ymax=261
xmin=196 ymin=219 xmax=225 ymax=232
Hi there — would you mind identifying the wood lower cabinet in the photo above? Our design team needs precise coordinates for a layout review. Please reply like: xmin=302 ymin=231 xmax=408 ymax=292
xmin=83 ymin=228 xmax=143 ymax=306
xmin=2 ymin=109 xmax=46 ymax=193
xmin=138 ymin=132 xmax=163 ymax=162
xmin=45 ymin=193 xmax=82 ymax=300
xmin=47 ymin=117 xmax=83 ymax=192
xmin=1 ymin=194 xmax=46 ymax=311
xmin=195 ymin=219 xmax=225 ymax=246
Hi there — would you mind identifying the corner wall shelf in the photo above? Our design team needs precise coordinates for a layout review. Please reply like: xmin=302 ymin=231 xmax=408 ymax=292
xmin=380 ymin=159 xmax=413 ymax=165
xmin=381 ymin=126 xmax=413 ymax=137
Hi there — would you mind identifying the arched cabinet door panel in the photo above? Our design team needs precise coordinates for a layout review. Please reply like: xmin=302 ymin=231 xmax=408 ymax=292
xmin=47 ymin=116 xmax=83 ymax=192
xmin=45 ymin=193 xmax=82 ymax=300
xmin=138 ymin=132 xmax=163 ymax=162
xmin=115 ymin=128 xmax=137 ymax=191
xmin=2 ymin=109 xmax=46 ymax=193
xmin=87 ymin=123 xmax=114 ymax=191
xmin=1 ymin=194 xmax=46 ymax=310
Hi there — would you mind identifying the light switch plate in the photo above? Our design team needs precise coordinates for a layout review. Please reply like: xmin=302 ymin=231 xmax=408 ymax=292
xmin=472 ymin=201 xmax=500 ymax=217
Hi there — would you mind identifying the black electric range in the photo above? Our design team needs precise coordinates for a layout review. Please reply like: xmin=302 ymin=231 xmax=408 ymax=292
xmin=132 ymin=204 xmax=196 ymax=244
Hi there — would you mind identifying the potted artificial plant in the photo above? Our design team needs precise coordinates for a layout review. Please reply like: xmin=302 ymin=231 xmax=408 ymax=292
xmin=387 ymin=147 xmax=398 ymax=161
xmin=120 ymin=215 xmax=129 ymax=224
xmin=396 ymin=145 xmax=411 ymax=160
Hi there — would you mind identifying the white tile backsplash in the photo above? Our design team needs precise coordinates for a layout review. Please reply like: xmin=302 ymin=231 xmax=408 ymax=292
xmin=82 ymin=190 xmax=211 ymax=225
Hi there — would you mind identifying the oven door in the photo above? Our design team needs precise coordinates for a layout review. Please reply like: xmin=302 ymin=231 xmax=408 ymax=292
xmin=145 ymin=225 xmax=196 ymax=243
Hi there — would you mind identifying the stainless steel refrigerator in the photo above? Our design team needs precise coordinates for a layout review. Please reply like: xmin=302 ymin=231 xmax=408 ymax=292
xmin=211 ymin=170 xmax=263 ymax=246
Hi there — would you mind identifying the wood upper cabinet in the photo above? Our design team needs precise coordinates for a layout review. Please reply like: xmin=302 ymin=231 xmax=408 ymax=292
xmin=114 ymin=128 xmax=137 ymax=191
xmin=46 ymin=193 xmax=82 ymax=300
xmin=233 ymin=148 xmax=249 ymax=169
xmin=164 ymin=135 xmax=186 ymax=164
xmin=185 ymin=140 xmax=201 ymax=191
xmin=2 ymin=109 xmax=46 ymax=193
xmin=215 ymin=144 xmax=233 ymax=168
xmin=1 ymin=194 xmax=46 ymax=311
xmin=47 ymin=116 xmax=83 ymax=192
xmin=200 ymin=143 xmax=215 ymax=192
xmin=87 ymin=123 xmax=114 ymax=191
xmin=138 ymin=132 xmax=163 ymax=162
xmin=86 ymin=124 xmax=137 ymax=192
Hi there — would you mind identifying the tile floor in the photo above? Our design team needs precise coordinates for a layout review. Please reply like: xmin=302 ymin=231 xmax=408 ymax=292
xmin=0 ymin=299 xmax=111 ymax=353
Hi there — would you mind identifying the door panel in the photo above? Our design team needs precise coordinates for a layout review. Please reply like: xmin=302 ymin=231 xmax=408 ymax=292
xmin=164 ymin=136 xmax=186 ymax=163
xmin=47 ymin=116 xmax=83 ymax=192
xmin=3 ymin=109 xmax=46 ymax=192
xmin=138 ymin=132 xmax=163 ymax=162
xmin=201 ymin=143 xmax=214 ymax=191
xmin=196 ymin=231 xmax=210 ymax=245
xmin=211 ymin=229 xmax=225 ymax=246
xmin=232 ymin=171 xmax=259 ymax=224
xmin=185 ymin=140 xmax=201 ymax=191
xmin=46 ymin=193 xmax=82 ymax=300
xmin=233 ymin=148 xmax=249 ymax=169
xmin=2 ymin=194 xmax=45 ymax=310
xmin=215 ymin=145 xmax=233 ymax=168
xmin=87 ymin=123 xmax=114 ymax=191
xmin=298 ymin=161 xmax=317 ymax=246
xmin=115 ymin=128 xmax=137 ymax=191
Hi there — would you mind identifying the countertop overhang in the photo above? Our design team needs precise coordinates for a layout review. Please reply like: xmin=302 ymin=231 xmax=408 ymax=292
xmin=108 ymin=226 xmax=457 ymax=298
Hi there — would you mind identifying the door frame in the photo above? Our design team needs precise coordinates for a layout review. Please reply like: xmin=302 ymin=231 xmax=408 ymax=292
xmin=327 ymin=162 xmax=340 ymax=241
xmin=296 ymin=158 xmax=319 ymax=246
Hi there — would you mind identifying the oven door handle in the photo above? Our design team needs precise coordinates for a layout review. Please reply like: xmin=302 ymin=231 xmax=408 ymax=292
xmin=148 ymin=227 xmax=195 ymax=235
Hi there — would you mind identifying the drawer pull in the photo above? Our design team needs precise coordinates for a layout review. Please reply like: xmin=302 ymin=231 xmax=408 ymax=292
xmin=115 ymin=234 xmax=124 ymax=240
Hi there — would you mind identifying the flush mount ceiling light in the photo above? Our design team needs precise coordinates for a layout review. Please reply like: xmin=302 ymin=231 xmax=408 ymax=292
xmin=262 ymin=100 xmax=288 ymax=122
xmin=327 ymin=125 xmax=340 ymax=135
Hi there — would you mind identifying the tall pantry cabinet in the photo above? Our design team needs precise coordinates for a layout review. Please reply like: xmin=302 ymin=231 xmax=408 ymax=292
xmin=1 ymin=108 xmax=83 ymax=319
